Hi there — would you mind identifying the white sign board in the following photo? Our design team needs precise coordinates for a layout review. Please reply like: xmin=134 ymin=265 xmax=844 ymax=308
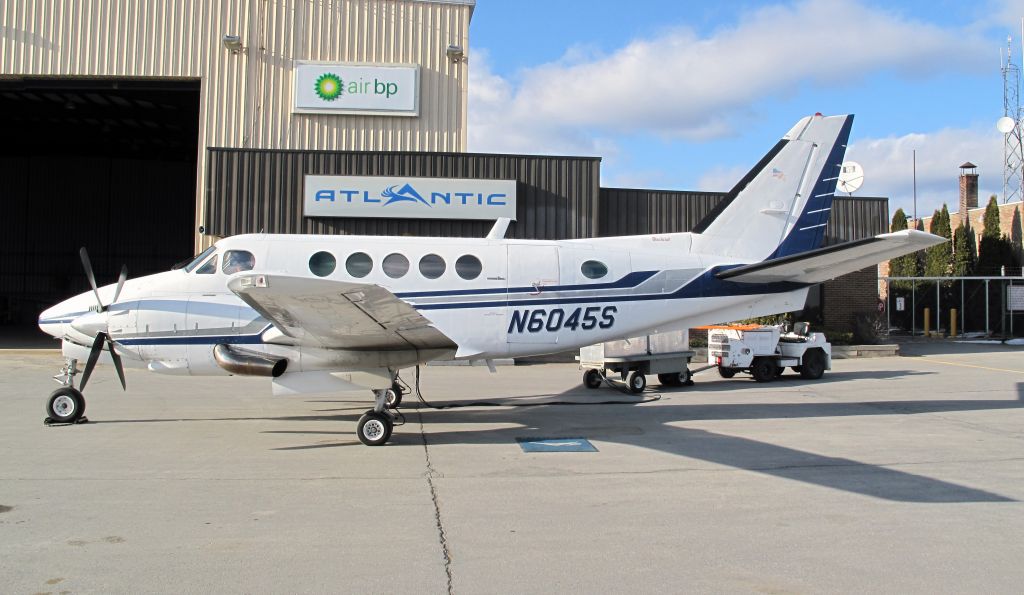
xmin=304 ymin=175 xmax=517 ymax=221
xmin=895 ymin=297 xmax=905 ymax=312
xmin=1009 ymin=286 xmax=1024 ymax=311
xmin=294 ymin=62 xmax=419 ymax=116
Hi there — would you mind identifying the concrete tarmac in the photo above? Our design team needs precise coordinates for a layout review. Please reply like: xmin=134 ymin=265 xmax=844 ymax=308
xmin=1 ymin=343 xmax=1022 ymax=594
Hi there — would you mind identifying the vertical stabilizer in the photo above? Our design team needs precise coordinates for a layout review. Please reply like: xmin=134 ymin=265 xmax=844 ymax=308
xmin=692 ymin=114 xmax=853 ymax=262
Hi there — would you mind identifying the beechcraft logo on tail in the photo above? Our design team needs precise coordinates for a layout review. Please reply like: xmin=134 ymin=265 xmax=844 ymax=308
xmin=382 ymin=184 xmax=431 ymax=207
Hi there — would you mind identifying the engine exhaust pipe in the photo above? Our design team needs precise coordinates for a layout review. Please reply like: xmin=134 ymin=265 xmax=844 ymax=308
xmin=213 ymin=344 xmax=288 ymax=377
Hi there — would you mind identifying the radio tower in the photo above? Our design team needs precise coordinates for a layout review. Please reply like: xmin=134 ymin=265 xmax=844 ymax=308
xmin=1001 ymin=35 xmax=1024 ymax=204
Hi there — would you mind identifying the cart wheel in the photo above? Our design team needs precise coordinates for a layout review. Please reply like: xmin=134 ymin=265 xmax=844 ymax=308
xmin=799 ymin=349 xmax=827 ymax=380
xmin=583 ymin=368 xmax=603 ymax=389
xmin=751 ymin=357 xmax=777 ymax=382
xmin=627 ymin=371 xmax=646 ymax=393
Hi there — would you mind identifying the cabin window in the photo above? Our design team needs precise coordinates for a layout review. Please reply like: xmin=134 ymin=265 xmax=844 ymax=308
xmin=222 ymin=250 xmax=256 ymax=274
xmin=581 ymin=260 xmax=608 ymax=279
xmin=346 ymin=252 xmax=373 ymax=278
xmin=195 ymin=254 xmax=218 ymax=275
xmin=455 ymin=255 xmax=482 ymax=280
xmin=309 ymin=251 xmax=336 ymax=277
xmin=383 ymin=253 xmax=410 ymax=278
xmin=419 ymin=254 xmax=446 ymax=279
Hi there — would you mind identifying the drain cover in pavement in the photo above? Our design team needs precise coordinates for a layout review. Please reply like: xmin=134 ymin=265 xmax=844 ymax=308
xmin=516 ymin=437 xmax=598 ymax=452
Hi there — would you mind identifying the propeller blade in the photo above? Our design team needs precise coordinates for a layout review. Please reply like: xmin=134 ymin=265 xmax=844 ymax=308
xmin=79 ymin=332 xmax=105 ymax=392
xmin=106 ymin=337 xmax=127 ymax=391
xmin=79 ymin=247 xmax=104 ymax=311
xmin=111 ymin=264 xmax=128 ymax=305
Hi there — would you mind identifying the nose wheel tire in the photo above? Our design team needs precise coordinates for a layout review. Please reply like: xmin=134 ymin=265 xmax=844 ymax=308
xmin=46 ymin=387 xmax=85 ymax=424
xmin=627 ymin=371 xmax=646 ymax=393
xmin=357 ymin=410 xmax=393 ymax=446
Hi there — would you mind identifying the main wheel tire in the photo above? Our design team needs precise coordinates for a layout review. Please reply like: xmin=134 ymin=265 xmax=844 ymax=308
xmin=357 ymin=411 xmax=393 ymax=446
xmin=627 ymin=371 xmax=647 ymax=393
xmin=750 ymin=358 xmax=777 ymax=383
xmin=799 ymin=349 xmax=827 ymax=380
xmin=718 ymin=367 xmax=737 ymax=379
xmin=583 ymin=369 xmax=603 ymax=389
xmin=46 ymin=387 xmax=85 ymax=424
xmin=386 ymin=382 xmax=403 ymax=408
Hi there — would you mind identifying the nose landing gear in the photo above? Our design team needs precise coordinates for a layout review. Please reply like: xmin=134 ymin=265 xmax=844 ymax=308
xmin=356 ymin=386 xmax=399 ymax=446
xmin=45 ymin=358 xmax=89 ymax=425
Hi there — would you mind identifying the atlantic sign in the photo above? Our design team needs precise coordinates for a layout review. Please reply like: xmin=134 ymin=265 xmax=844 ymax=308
xmin=304 ymin=175 xmax=517 ymax=221
xmin=293 ymin=62 xmax=419 ymax=116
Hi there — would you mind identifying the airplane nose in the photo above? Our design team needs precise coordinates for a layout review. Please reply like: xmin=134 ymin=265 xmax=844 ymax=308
xmin=71 ymin=310 xmax=108 ymax=338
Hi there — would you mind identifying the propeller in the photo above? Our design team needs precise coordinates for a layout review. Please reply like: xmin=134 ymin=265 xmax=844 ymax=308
xmin=76 ymin=247 xmax=128 ymax=392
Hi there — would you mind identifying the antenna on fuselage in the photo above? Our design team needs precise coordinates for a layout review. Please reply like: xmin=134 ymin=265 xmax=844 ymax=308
xmin=486 ymin=217 xmax=512 ymax=240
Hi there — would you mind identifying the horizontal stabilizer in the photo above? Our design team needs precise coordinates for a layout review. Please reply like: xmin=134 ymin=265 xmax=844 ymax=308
xmin=716 ymin=230 xmax=945 ymax=284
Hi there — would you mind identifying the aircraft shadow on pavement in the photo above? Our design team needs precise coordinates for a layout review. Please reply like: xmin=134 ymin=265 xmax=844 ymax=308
xmin=92 ymin=375 xmax=1021 ymax=504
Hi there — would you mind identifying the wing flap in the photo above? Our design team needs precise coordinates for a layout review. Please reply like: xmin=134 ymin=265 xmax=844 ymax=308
xmin=228 ymin=274 xmax=456 ymax=350
xmin=717 ymin=230 xmax=945 ymax=284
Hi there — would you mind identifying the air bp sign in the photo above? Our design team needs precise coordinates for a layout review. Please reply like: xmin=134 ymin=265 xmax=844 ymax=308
xmin=293 ymin=62 xmax=419 ymax=116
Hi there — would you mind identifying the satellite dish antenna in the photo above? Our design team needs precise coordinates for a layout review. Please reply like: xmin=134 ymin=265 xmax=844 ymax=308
xmin=997 ymin=116 xmax=1016 ymax=134
xmin=837 ymin=161 xmax=864 ymax=194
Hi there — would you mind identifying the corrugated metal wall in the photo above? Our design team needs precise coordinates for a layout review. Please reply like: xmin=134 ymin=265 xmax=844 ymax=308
xmin=599 ymin=188 xmax=726 ymax=236
xmin=827 ymin=197 xmax=888 ymax=244
xmin=206 ymin=148 xmax=601 ymax=240
xmin=599 ymin=188 xmax=887 ymax=242
xmin=1 ymin=0 xmax=472 ymax=248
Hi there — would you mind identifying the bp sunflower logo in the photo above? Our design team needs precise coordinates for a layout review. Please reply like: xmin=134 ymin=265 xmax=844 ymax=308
xmin=314 ymin=73 xmax=343 ymax=101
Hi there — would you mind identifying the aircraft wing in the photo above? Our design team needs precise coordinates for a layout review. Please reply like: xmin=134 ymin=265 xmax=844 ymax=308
xmin=227 ymin=274 xmax=457 ymax=351
xmin=716 ymin=229 xmax=946 ymax=284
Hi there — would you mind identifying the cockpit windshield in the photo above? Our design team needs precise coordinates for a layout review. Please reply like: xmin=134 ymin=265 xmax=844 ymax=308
xmin=176 ymin=246 xmax=217 ymax=272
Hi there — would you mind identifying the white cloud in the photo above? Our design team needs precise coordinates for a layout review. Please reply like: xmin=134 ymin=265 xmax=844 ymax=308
xmin=468 ymin=0 xmax=990 ymax=153
xmin=846 ymin=127 xmax=1003 ymax=219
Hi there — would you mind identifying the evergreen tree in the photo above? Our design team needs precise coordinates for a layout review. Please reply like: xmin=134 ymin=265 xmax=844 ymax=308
xmin=889 ymin=208 xmax=920 ymax=285
xmin=924 ymin=205 xmax=952 ymax=277
xmin=977 ymin=196 xmax=1017 ymax=275
xmin=952 ymin=222 xmax=977 ymax=276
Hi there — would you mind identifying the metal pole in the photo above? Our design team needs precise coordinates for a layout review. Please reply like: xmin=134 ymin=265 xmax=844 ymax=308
xmin=986 ymin=279 xmax=991 ymax=335
xmin=961 ymin=279 xmax=965 ymax=334
xmin=912 ymin=280 xmax=919 ymax=335
xmin=913 ymin=150 xmax=918 ymax=223
xmin=936 ymin=282 xmax=941 ymax=336
xmin=886 ymin=279 xmax=891 ymax=335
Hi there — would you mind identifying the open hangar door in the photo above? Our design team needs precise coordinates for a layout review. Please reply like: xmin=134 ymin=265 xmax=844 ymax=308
xmin=0 ymin=78 xmax=200 ymax=335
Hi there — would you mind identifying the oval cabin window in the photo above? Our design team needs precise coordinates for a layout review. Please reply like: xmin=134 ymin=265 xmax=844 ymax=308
xmin=419 ymin=254 xmax=446 ymax=279
xmin=581 ymin=260 xmax=608 ymax=279
xmin=308 ymin=251 xmax=336 ymax=277
xmin=346 ymin=252 xmax=373 ymax=278
xmin=383 ymin=253 xmax=410 ymax=278
xmin=455 ymin=255 xmax=482 ymax=280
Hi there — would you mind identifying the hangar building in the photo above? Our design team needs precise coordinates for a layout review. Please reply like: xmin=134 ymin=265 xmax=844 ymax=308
xmin=0 ymin=0 xmax=883 ymax=332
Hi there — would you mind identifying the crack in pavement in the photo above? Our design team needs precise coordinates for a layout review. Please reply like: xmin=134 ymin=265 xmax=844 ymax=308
xmin=417 ymin=407 xmax=454 ymax=595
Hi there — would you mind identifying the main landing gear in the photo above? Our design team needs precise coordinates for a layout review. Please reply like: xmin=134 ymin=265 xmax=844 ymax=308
xmin=356 ymin=381 xmax=404 ymax=446
xmin=45 ymin=359 xmax=88 ymax=425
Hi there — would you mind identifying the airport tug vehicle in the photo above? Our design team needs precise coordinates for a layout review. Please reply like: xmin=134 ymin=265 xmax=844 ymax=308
xmin=708 ymin=323 xmax=831 ymax=382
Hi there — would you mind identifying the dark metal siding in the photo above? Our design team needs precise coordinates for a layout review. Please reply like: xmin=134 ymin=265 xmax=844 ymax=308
xmin=598 ymin=188 xmax=727 ymax=236
xmin=205 ymin=148 xmax=601 ymax=240
xmin=826 ymin=197 xmax=888 ymax=245
xmin=600 ymin=188 xmax=887 ymax=242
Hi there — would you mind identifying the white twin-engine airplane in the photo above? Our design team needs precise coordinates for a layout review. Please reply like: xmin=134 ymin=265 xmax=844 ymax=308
xmin=39 ymin=114 xmax=943 ymax=445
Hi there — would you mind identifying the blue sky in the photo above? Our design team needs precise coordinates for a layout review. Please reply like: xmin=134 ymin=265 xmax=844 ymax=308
xmin=467 ymin=0 xmax=1024 ymax=220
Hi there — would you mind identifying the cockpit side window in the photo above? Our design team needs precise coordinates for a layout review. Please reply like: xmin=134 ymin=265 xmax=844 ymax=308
xmin=222 ymin=250 xmax=256 ymax=274
xmin=195 ymin=254 xmax=219 ymax=274
xmin=182 ymin=245 xmax=216 ymax=272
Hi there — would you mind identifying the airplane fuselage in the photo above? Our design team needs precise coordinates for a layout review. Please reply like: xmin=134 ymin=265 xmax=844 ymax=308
xmin=39 ymin=231 xmax=810 ymax=376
